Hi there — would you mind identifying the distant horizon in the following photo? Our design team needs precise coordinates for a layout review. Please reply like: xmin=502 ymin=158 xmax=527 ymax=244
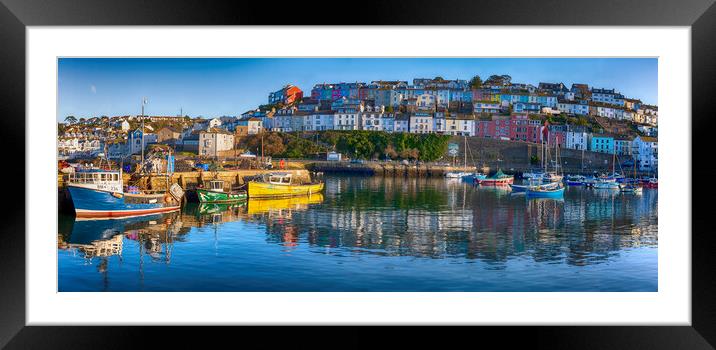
xmin=58 ymin=58 xmax=658 ymax=122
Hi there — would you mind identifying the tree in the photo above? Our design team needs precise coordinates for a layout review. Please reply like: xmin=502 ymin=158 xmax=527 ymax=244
xmin=409 ymin=148 xmax=420 ymax=160
xmin=385 ymin=144 xmax=398 ymax=159
xmin=469 ymin=75 xmax=482 ymax=89
xmin=64 ymin=116 xmax=77 ymax=124
xmin=484 ymin=74 xmax=512 ymax=87
xmin=244 ymin=132 xmax=285 ymax=156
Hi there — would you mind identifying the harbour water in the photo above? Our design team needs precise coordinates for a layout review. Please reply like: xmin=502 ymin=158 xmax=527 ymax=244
xmin=58 ymin=175 xmax=657 ymax=292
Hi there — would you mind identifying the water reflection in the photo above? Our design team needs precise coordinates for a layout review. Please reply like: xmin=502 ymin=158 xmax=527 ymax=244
xmin=58 ymin=176 xmax=657 ymax=291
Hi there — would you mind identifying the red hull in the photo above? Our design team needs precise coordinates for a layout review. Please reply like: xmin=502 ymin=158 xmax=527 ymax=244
xmin=75 ymin=206 xmax=181 ymax=218
xmin=478 ymin=178 xmax=514 ymax=185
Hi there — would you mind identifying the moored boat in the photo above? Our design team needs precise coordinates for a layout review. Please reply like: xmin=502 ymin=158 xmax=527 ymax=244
xmin=197 ymin=179 xmax=247 ymax=203
xmin=462 ymin=172 xmax=487 ymax=184
xmin=248 ymin=172 xmax=324 ymax=198
xmin=445 ymin=171 xmax=469 ymax=178
xmin=593 ymin=177 xmax=621 ymax=189
xmin=526 ymin=183 xmax=565 ymax=198
xmin=642 ymin=177 xmax=658 ymax=189
xmin=510 ymin=181 xmax=558 ymax=193
xmin=67 ymin=170 xmax=183 ymax=218
xmin=619 ymin=183 xmax=643 ymax=193
xmin=477 ymin=169 xmax=514 ymax=186
xmin=564 ymin=175 xmax=586 ymax=186
xmin=542 ymin=172 xmax=563 ymax=183
xmin=522 ymin=171 xmax=544 ymax=180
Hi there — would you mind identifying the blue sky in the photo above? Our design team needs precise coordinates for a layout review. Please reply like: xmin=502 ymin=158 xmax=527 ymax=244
xmin=58 ymin=58 xmax=657 ymax=121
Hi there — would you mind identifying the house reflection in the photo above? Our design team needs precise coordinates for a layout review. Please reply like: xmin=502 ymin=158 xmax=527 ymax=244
xmin=58 ymin=179 xmax=657 ymax=271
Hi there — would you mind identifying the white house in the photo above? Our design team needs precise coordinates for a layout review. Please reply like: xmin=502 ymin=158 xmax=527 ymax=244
xmin=632 ymin=136 xmax=658 ymax=172
xmin=393 ymin=115 xmax=409 ymax=133
xmin=332 ymin=97 xmax=363 ymax=131
xmin=409 ymin=113 xmax=433 ymax=134
xmin=595 ymin=105 xmax=619 ymax=119
xmin=435 ymin=116 xmax=475 ymax=136
xmin=208 ymin=118 xmax=222 ymax=129
xmin=199 ymin=128 xmax=234 ymax=158
xmin=360 ymin=106 xmax=387 ymax=131
xmin=237 ymin=117 xmax=263 ymax=135
xmin=557 ymin=101 xmax=590 ymax=116
xmin=305 ymin=111 xmax=335 ymax=131
xmin=591 ymin=88 xmax=625 ymax=107
xmin=565 ymin=129 xmax=590 ymax=151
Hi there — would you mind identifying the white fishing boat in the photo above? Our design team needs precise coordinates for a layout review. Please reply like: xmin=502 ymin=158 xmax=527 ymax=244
xmin=445 ymin=171 xmax=469 ymax=178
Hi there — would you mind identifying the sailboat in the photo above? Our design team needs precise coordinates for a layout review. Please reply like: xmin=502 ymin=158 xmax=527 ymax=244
xmin=526 ymin=139 xmax=565 ymax=198
xmin=593 ymin=144 xmax=621 ymax=190
xmin=456 ymin=135 xmax=487 ymax=183
xmin=619 ymin=156 xmax=643 ymax=193
xmin=446 ymin=136 xmax=477 ymax=179
xmin=542 ymin=137 xmax=563 ymax=183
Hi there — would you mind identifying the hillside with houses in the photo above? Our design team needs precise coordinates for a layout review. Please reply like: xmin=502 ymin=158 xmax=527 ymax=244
xmin=57 ymin=75 xmax=658 ymax=172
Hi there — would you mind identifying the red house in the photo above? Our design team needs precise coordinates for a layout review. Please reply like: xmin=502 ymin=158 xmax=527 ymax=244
xmin=510 ymin=114 xmax=543 ymax=143
xmin=269 ymin=84 xmax=304 ymax=105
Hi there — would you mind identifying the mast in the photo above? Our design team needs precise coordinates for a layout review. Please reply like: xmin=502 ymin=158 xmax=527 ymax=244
xmin=463 ymin=135 xmax=467 ymax=169
xmin=612 ymin=142 xmax=616 ymax=175
xmin=555 ymin=141 xmax=560 ymax=175
xmin=141 ymin=97 xmax=147 ymax=173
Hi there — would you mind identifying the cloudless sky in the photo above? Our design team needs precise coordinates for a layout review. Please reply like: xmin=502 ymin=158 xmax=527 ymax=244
xmin=58 ymin=58 xmax=657 ymax=121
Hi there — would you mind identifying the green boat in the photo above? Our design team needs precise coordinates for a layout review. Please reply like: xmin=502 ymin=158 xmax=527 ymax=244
xmin=197 ymin=179 xmax=247 ymax=203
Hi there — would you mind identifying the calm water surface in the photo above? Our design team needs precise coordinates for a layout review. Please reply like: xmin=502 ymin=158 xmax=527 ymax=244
xmin=58 ymin=176 xmax=658 ymax=291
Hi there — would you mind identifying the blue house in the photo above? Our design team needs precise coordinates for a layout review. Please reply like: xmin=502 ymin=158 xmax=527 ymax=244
xmin=590 ymin=134 xmax=615 ymax=154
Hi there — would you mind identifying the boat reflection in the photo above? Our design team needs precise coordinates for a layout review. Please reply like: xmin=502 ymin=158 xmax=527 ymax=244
xmin=59 ymin=178 xmax=656 ymax=270
xmin=247 ymin=193 xmax=324 ymax=216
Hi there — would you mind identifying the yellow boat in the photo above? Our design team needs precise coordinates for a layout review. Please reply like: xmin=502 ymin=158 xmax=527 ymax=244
xmin=248 ymin=172 xmax=324 ymax=198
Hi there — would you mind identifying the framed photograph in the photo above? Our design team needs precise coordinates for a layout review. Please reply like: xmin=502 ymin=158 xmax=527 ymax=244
xmin=2 ymin=0 xmax=714 ymax=347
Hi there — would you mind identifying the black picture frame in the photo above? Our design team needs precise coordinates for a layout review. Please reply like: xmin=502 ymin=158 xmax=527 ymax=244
xmin=1 ymin=0 xmax=714 ymax=347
